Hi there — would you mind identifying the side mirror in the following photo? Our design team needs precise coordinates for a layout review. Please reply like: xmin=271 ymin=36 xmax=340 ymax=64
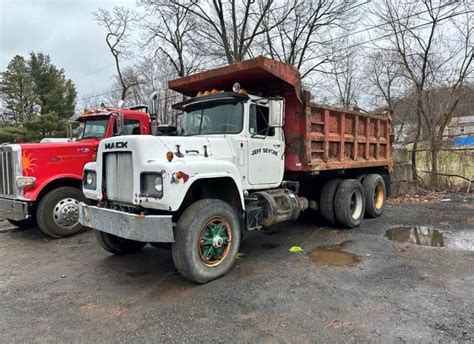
xmin=268 ymin=99 xmax=285 ymax=127
xmin=67 ymin=121 xmax=79 ymax=141
xmin=67 ymin=122 xmax=73 ymax=141
xmin=148 ymin=91 xmax=158 ymax=116
xmin=113 ymin=113 xmax=124 ymax=136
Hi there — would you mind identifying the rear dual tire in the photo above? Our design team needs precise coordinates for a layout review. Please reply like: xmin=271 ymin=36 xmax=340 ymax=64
xmin=320 ymin=178 xmax=342 ymax=225
xmin=320 ymin=174 xmax=386 ymax=228
xmin=362 ymin=174 xmax=386 ymax=218
xmin=334 ymin=179 xmax=365 ymax=228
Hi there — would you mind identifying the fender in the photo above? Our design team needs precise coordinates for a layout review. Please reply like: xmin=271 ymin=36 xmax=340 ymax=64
xmin=140 ymin=159 xmax=245 ymax=211
xmin=23 ymin=173 xmax=82 ymax=201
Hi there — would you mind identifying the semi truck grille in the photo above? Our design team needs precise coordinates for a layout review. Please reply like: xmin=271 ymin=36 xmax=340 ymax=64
xmin=104 ymin=152 xmax=133 ymax=203
xmin=0 ymin=147 xmax=15 ymax=195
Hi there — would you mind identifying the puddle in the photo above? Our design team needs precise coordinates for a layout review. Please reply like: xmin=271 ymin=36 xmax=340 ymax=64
xmin=308 ymin=241 xmax=360 ymax=267
xmin=261 ymin=243 xmax=280 ymax=249
xmin=385 ymin=226 xmax=474 ymax=251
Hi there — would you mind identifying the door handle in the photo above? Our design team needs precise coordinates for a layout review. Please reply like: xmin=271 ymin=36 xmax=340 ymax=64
xmin=273 ymin=144 xmax=281 ymax=148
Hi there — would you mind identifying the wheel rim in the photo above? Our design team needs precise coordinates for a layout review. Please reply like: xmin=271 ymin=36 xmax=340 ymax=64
xmin=53 ymin=198 xmax=80 ymax=229
xmin=198 ymin=216 xmax=232 ymax=267
xmin=374 ymin=182 xmax=385 ymax=209
xmin=350 ymin=190 xmax=363 ymax=219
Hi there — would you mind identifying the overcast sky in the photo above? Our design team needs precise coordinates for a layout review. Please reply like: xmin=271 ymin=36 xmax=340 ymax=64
xmin=0 ymin=0 xmax=136 ymax=103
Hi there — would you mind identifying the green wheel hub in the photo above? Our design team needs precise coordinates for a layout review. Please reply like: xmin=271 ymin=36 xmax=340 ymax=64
xmin=198 ymin=216 xmax=232 ymax=267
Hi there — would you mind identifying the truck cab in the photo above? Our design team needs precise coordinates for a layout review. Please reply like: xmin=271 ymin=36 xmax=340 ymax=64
xmin=0 ymin=107 xmax=153 ymax=238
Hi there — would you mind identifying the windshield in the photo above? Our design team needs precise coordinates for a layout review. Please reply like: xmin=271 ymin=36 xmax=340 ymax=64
xmin=77 ymin=118 xmax=109 ymax=139
xmin=180 ymin=99 xmax=243 ymax=136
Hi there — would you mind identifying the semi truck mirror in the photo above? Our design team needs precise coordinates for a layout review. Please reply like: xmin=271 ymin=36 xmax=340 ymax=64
xmin=148 ymin=91 xmax=158 ymax=116
xmin=268 ymin=99 xmax=284 ymax=127
xmin=113 ymin=113 xmax=124 ymax=136
xmin=67 ymin=122 xmax=73 ymax=141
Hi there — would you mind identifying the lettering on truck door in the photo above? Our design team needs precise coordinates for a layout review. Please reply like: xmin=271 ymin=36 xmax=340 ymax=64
xmin=247 ymin=103 xmax=283 ymax=185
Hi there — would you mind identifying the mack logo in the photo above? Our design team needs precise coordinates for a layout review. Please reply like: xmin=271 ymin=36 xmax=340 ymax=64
xmin=105 ymin=141 xmax=128 ymax=149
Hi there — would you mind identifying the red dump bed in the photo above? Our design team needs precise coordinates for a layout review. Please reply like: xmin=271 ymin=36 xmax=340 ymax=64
xmin=169 ymin=56 xmax=392 ymax=175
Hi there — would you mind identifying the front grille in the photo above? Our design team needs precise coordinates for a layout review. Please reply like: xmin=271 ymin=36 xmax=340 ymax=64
xmin=104 ymin=152 xmax=133 ymax=203
xmin=0 ymin=147 xmax=15 ymax=195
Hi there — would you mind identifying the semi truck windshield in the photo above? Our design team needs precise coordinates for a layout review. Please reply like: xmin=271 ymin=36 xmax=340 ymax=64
xmin=180 ymin=100 xmax=243 ymax=136
xmin=78 ymin=118 xmax=109 ymax=139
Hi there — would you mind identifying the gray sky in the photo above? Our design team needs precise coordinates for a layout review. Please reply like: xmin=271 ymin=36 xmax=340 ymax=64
xmin=0 ymin=0 xmax=135 ymax=103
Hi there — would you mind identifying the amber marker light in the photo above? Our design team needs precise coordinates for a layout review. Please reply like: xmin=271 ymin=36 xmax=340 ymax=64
xmin=166 ymin=151 xmax=174 ymax=162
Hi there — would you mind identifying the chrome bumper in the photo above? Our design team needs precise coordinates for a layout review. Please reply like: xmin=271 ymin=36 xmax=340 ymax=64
xmin=0 ymin=197 xmax=29 ymax=221
xmin=79 ymin=203 xmax=174 ymax=242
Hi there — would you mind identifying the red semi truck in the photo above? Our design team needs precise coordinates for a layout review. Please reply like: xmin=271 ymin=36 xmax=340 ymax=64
xmin=0 ymin=106 xmax=155 ymax=238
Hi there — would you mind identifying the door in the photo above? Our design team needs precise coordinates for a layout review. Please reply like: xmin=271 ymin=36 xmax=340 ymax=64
xmin=247 ymin=103 xmax=284 ymax=185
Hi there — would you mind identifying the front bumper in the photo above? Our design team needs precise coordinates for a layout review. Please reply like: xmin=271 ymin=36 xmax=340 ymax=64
xmin=0 ymin=198 xmax=29 ymax=221
xmin=79 ymin=203 xmax=174 ymax=243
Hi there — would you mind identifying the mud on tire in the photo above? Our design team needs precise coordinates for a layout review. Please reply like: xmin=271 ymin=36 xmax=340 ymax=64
xmin=172 ymin=199 xmax=241 ymax=284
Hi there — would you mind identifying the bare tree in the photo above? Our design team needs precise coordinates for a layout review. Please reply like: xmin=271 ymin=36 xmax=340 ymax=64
xmin=170 ymin=0 xmax=283 ymax=64
xmin=140 ymin=1 xmax=202 ymax=78
xmin=365 ymin=50 xmax=404 ymax=110
xmin=329 ymin=39 xmax=363 ymax=108
xmin=94 ymin=7 xmax=139 ymax=102
xmin=260 ymin=0 xmax=357 ymax=79
xmin=372 ymin=0 xmax=473 ymax=186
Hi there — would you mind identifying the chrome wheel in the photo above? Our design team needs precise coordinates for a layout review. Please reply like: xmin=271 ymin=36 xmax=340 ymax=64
xmin=53 ymin=198 xmax=80 ymax=229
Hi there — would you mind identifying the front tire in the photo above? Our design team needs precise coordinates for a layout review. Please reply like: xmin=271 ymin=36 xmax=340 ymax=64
xmin=7 ymin=216 xmax=37 ymax=229
xmin=172 ymin=199 xmax=241 ymax=284
xmin=96 ymin=231 xmax=147 ymax=255
xmin=334 ymin=179 xmax=365 ymax=228
xmin=36 ymin=187 xmax=88 ymax=238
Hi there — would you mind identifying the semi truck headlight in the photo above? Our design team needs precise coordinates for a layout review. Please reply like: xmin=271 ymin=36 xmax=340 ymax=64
xmin=83 ymin=170 xmax=96 ymax=190
xmin=141 ymin=173 xmax=163 ymax=198
xmin=16 ymin=176 xmax=36 ymax=188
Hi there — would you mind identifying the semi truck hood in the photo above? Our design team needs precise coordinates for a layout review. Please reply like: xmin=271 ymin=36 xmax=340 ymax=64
xmin=16 ymin=141 xmax=98 ymax=177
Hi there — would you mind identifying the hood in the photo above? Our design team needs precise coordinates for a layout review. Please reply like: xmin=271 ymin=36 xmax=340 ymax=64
xmin=15 ymin=140 xmax=98 ymax=178
xmin=99 ymin=135 xmax=236 ymax=162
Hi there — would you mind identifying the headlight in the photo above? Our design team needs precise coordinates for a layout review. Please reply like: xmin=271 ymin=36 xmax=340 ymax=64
xmin=141 ymin=173 xmax=163 ymax=198
xmin=83 ymin=170 xmax=96 ymax=190
xmin=16 ymin=176 xmax=36 ymax=188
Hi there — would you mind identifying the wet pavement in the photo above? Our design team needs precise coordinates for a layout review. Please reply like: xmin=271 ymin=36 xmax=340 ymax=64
xmin=385 ymin=226 xmax=474 ymax=251
xmin=308 ymin=241 xmax=361 ymax=266
xmin=0 ymin=194 xmax=473 ymax=342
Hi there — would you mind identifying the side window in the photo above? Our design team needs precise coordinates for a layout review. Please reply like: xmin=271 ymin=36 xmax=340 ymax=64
xmin=123 ymin=120 xmax=141 ymax=135
xmin=249 ymin=104 xmax=274 ymax=137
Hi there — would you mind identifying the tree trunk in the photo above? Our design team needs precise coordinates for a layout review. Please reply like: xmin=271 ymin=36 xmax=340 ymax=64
xmin=429 ymin=144 xmax=439 ymax=189
xmin=411 ymin=114 xmax=421 ymax=181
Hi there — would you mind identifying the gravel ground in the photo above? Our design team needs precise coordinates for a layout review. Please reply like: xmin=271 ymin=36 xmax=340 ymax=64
xmin=0 ymin=195 xmax=473 ymax=343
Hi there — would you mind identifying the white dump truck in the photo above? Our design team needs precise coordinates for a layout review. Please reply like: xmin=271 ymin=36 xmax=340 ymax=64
xmin=79 ymin=57 xmax=392 ymax=283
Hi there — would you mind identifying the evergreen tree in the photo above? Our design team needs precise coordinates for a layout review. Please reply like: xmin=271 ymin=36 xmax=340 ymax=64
xmin=0 ymin=55 xmax=38 ymax=124
xmin=28 ymin=52 xmax=77 ymax=118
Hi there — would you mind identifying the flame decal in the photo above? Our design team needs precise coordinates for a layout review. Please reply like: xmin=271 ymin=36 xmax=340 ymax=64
xmin=22 ymin=153 xmax=38 ymax=176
